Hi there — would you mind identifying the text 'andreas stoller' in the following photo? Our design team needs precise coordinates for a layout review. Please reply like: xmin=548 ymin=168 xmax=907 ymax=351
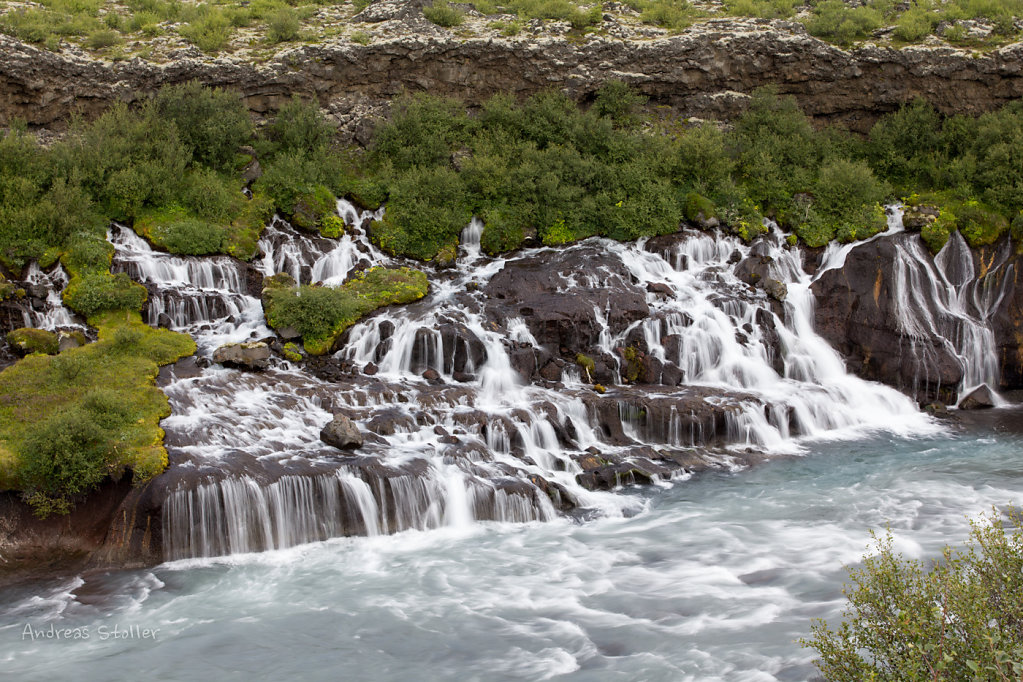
xmin=22 ymin=623 xmax=159 ymax=641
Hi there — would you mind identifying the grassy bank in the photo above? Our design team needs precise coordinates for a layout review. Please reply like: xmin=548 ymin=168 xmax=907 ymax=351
xmin=0 ymin=311 xmax=194 ymax=515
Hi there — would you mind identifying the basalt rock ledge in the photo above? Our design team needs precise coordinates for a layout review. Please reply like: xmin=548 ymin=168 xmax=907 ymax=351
xmin=3 ymin=18 xmax=1023 ymax=136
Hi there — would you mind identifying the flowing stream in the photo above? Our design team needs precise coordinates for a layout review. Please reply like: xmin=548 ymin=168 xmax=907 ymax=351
xmin=1 ymin=416 xmax=1021 ymax=680
xmin=2 ymin=205 xmax=1020 ymax=679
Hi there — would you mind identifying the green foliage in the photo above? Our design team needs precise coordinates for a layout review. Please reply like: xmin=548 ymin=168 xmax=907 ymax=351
xmin=263 ymin=267 xmax=429 ymax=354
xmin=724 ymin=0 xmax=798 ymax=18
xmin=320 ymin=214 xmax=346 ymax=238
xmin=802 ymin=0 xmax=883 ymax=44
xmin=6 ymin=328 xmax=60 ymax=356
xmin=86 ymin=27 xmax=121 ymax=48
xmin=637 ymin=0 xmax=702 ymax=31
xmin=179 ymin=6 xmax=234 ymax=51
xmin=153 ymin=82 xmax=253 ymax=173
xmin=804 ymin=510 xmax=1023 ymax=681
xmin=265 ymin=6 xmax=300 ymax=43
xmin=922 ymin=214 xmax=953 ymax=253
xmin=0 ymin=312 xmax=194 ymax=514
xmin=351 ymin=30 xmax=371 ymax=44
xmin=594 ymin=80 xmax=647 ymax=129
xmin=371 ymin=165 xmax=470 ymax=259
xmin=62 ymin=272 xmax=148 ymax=317
xmin=955 ymin=200 xmax=1009 ymax=247
xmin=264 ymin=97 xmax=334 ymax=157
xmin=868 ymin=99 xmax=945 ymax=192
xmin=575 ymin=353 xmax=595 ymax=381
xmin=423 ymin=0 xmax=465 ymax=26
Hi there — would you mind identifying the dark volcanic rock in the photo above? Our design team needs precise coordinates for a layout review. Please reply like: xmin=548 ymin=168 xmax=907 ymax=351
xmin=320 ymin=414 xmax=364 ymax=449
xmin=959 ymin=385 xmax=996 ymax=410
xmin=811 ymin=235 xmax=964 ymax=404
xmin=484 ymin=245 xmax=649 ymax=355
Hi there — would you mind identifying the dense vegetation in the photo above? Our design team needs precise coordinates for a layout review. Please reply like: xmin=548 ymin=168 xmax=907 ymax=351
xmin=343 ymin=85 xmax=1023 ymax=255
xmin=804 ymin=510 xmax=1023 ymax=680
xmin=263 ymin=267 xmax=429 ymax=355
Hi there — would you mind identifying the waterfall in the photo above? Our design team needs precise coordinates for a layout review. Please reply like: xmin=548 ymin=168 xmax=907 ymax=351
xmin=151 ymin=209 xmax=1007 ymax=561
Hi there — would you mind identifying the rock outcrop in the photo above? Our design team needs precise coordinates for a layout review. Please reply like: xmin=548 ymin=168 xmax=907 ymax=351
xmin=4 ymin=19 xmax=1023 ymax=136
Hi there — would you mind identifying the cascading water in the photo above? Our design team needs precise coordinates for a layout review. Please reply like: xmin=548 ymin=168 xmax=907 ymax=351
xmin=20 ymin=262 xmax=84 ymax=331
xmin=99 ymin=202 xmax=1014 ymax=562
xmin=815 ymin=207 xmax=1013 ymax=405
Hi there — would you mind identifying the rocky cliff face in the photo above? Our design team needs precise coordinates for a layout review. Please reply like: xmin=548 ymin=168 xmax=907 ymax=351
xmin=3 ymin=17 xmax=1023 ymax=136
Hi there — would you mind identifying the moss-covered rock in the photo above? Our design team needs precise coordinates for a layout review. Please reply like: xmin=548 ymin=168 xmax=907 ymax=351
xmin=291 ymin=185 xmax=337 ymax=232
xmin=263 ymin=266 xmax=428 ymax=355
xmin=6 ymin=328 xmax=59 ymax=356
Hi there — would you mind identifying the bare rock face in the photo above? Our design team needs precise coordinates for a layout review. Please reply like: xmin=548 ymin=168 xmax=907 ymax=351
xmin=320 ymin=413 xmax=364 ymax=449
xmin=4 ymin=20 xmax=1023 ymax=136
xmin=212 ymin=341 xmax=272 ymax=370
xmin=811 ymin=236 xmax=965 ymax=404
xmin=484 ymin=244 xmax=649 ymax=353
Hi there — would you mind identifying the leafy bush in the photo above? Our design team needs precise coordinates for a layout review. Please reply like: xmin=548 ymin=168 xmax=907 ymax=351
xmin=263 ymin=267 xmax=429 ymax=354
xmin=804 ymin=511 xmax=1023 ymax=681
xmin=803 ymin=0 xmax=883 ymax=43
xmin=6 ymin=328 xmax=60 ymax=356
xmin=62 ymin=272 xmax=148 ymax=317
xmin=423 ymin=0 xmax=464 ymax=26
xmin=179 ymin=7 xmax=233 ymax=52
xmin=266 ymin=6 xmax=300 ymax=43
xmin=154 ymin=82 xmax=253 ymax=173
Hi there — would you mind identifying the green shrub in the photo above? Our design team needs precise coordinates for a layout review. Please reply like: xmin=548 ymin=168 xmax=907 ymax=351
xmin=19 ymin=406 xmax=112 ymax=515
xmin=179 ymin=8 xmax=233 ymax=52
xmin=351 ymin=30 xmax=371 ymax=44
xmin=370 ymin=165 xmax=471 ymax=259
xmin=956 ymin=200 xmax=1009 ymax=247
xmin=265 ymin=96 xmax=335 ymax=156
xmin=62 ymin=272 xmax=148 ymax=317
xmin=423 ymin=0 xmax=464 ymax=26
xmin=638 ymin=0 xmax=702 ymax=31
xmin=86 ymin=27 xmax=121 ymax=48
xmin=724 ymin=0 xmax=798 ymax=19
xmin=291 ymin=185 xmax=337 ymax=232
xmin=921 ymin=215 xmax=952 ymax=253
xmin=153 ymin=82 xmax=253 ymax=173
xmin=263 ymin=267 xmax=429 ymax=354
xmin=893 ymin=8 xmax=934 ymax=41
xmin=594 ymin=80 xmax=647 ymax=129
xmin=803 ymin=0 xmax=883 ymax=44
xmin=266 ymin=6 xmax=300 ymax=43
xmin=804 ymin=511 xmax=1023 ymax=681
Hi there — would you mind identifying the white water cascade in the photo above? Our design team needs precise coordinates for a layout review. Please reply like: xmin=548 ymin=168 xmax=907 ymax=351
xmin=99 ymin=206 xmax=1006 ymax=561
xmin=815 ymin=208 xmax=1013 ymax=405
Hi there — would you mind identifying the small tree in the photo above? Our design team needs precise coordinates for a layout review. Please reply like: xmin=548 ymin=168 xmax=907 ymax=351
xmin=804 ymin=510 xmax=1023 ymax=681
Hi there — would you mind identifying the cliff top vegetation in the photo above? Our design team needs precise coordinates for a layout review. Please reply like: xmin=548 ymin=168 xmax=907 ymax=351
xmin=0 ymin=0 xmax=1020 ymax=62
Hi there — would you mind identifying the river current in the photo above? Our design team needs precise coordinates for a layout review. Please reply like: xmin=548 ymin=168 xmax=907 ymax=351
xmin=2 ymin=411 xmax=1021 ymax=681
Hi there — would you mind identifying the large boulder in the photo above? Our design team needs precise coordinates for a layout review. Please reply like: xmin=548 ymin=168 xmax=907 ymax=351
xmin=212 ymin=341 xmax=271 ymax=370
xmin=319 ymin=413 xmax=364 ymax=449
xmin=483 ymin=244 xmax=649 ymax=354
xmin=6 ymin=327 xmax=58 ymax=356
xmin=959 ymin=385 xmax=996 ymax=410
xmin=811 ymin=235 xmax=964 ymax=404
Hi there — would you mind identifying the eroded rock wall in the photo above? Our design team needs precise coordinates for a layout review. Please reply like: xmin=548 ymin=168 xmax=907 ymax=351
xmin=3 ymin=20 xmax=1023 ymax=136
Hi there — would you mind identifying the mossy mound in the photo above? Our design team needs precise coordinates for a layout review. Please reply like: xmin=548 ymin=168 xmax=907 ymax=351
xmin=6 ymin=328 xmax=59 ymax=356
xmin=0 ymin=311 xmax=195 ymax=516
xmin=263 ymin=266 xmax=428 ymax=355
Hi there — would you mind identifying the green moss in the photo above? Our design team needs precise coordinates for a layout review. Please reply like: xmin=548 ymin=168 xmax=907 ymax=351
xmin=921 ymin=218 xmax=952 ymax=254
xmin=683 ymin=193 xmax=717 ymax=223
xmin=620 ymin=345 xmax=642 ymax=383
xmin=290 ymin=184 xmax=337 ymax=232
xmin=62 ymin=271 xmax=147 ymax=318
xmin=135 ymin=205 xmax=226 ymax=255
xmin=575 ymin=353 xmax=595 ymax=381
xmin=263 ymin=267 xmax=429 ymax=355
xmin=955 ymin=200 xmax=1009 ymax=248
xmin=0 ymin=311 xmax=194 ymax=514
xmin=282 ymin=342 xmax=303 ymax=362
xmin=6 ymin=328 xmax=59 ymax=356
xmin=320 ymin=214 xmax=346 ymax=239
